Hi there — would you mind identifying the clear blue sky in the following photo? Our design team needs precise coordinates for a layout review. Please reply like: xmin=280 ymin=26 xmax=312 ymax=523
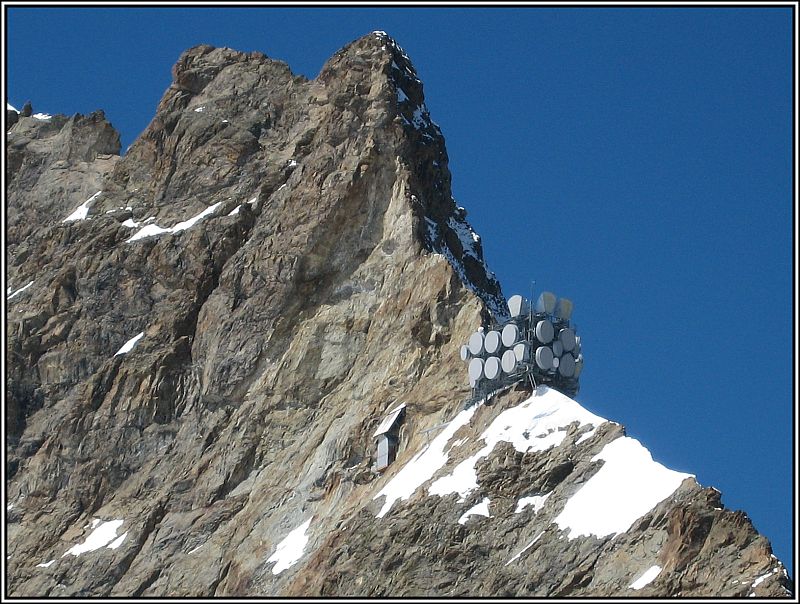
xmin=7 ymin=6 xmax=794 ymax=575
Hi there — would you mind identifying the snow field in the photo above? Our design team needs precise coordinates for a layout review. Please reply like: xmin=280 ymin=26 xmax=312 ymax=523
xmin=267 ymin=518 xmax=312 ymax=574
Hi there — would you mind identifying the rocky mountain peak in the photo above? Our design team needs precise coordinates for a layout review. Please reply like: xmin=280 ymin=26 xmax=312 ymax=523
xmin=5 ymin=33 xmax=790 ymax=598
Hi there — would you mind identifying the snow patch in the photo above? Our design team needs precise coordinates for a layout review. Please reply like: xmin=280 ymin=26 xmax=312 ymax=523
xmin=188 ymin=543 xmax=204 ymax=555
xmin=515 ymin=493 xmax=551 ymax=514
xmin=36 ymin=559 xmax=56 ymax=568
xmin=554 ymin=437 xmax=692 ymax=540
xmin=752 ymin=568 xmax=778 ymax=588
xmin=7 ymin=102 xmax=18 ymax=112
xmin=193 ymin=106 xmax=205 ymax=112
xmin=126 ymin=202 xmax=222 ymax=242
xmin=374 ymin=405 xmax=477 ymax=518
xmin=505 ymin=531 xmax=544 ymax=566
xmin=227 ymin=205 xmax=241 ymax=216
xmin=63 ymin=191 xmax=102 ymax=222
xmin=107 ymin=532 xmax=128 ymax=550
xmin=429 ymin=386 xmax=606 ymax=501
xmin=63 ymin=519 xmax=125 ymax=557
xmin=121 ymin=218 xmax=140 ymax=228
xmin=32 ymin=112 xmax=52 ymax=120
xmin=575 ymin=428 xmax=598 ymax=445
xmin=114 ymin=332 xmax=144 ymax=356
xmin=629 ymin=565 xmax=662 ymax=589
xmin=267 ymin=518 xmax=311 ymax=574
xmin=457 ymin=497 xmax=491 ymax=524
xmin=7 ymin=280 xmax=33 ymax=300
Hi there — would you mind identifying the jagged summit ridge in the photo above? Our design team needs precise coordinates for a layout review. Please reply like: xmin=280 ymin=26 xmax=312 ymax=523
xmin=5 ymin=33 xmax=791 ymax=598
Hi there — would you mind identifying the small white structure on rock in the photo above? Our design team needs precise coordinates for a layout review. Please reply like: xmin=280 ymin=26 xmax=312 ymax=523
xmin=373 ymin=403 xmax=406 ymax=471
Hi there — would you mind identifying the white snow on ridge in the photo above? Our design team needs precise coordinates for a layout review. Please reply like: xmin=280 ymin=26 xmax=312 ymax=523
xmin=752 ymin=568 xmax=778 ymax=588
xmin=114 ymin=332 xmax=144 ymax=356
xmin=457 ymin=497 xmax=491 ymax=524
xmin=7 ymin=280 xmax=33 ymax=300
xmin=32 ymin=112 xmax=52 ymax=120
xmin=62 ymin=519 xmax=125 ymax=557
xmin=126 ymin=202 xmax=222 ymax=242
xmin=374 ymin=404 xmax=477 ymax=518
xmin=554 ymin=436 xmax=692 ymax=540
xmin=629 ymin=565 xmax=662 ymax=590
xmin=268 ymin=518 xmax=312 ymax=574
xmin=63 ymin=191 xmax=102 ymax=222
xmin=36 ymin=559 xmax=56 ymax=568
xmin=429 ymin=386 xmax=606 ymax=501
xmin=515 ymin=493 xmax=551 ymax=514
xmin=423 ymin=216 xmax=508 ymax=321
xmin=505 ymin=531 xmax=544 ymax=566
xmin=7 ymin=102 xmax=18 ymax=112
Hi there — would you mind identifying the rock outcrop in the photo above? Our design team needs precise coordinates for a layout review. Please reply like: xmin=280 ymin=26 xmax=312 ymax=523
xmin=5 ymin=32 xmax=792 ymax=598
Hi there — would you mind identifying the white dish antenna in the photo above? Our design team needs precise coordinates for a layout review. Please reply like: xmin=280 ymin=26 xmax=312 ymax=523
xmin=501 ymin=349 xmax=517 ymax=373
xmin=535 ymin=346 xmax=553 ymax=370
xmin=485 ymin=356 xmax=501 ymax=380
xmin=468 ymin=331 xmax=485 ymax=355
xmin=485 ymin=330 xmax=502 ymax=354
xmin=513 ymin=342 xmax=530 ymax=362
xmin=559 ymin=328 xmax=576 ymax=352
xmin=468 ymin=357 xmax=485 ymax=382
xmin=535 ymin=291 xmax=556 ymax=314
xmin=534 ymin=320 xmax=554 ymax=344
xmin=460 ymin=344 xmax=471 ymax=362
xmin=558 ymin=353 xmax=575 ymax=377
xmin=508 ymin=294 xmax=530 ymax=318
xmin=555 ymin=297 xmax=573 ymax=321
xmin=501 ymin=323 xmax=519 ymax=347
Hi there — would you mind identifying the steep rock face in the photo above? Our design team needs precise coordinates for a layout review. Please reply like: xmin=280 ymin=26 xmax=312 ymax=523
xmin=4 ymin=33 xmax=791 ymax=598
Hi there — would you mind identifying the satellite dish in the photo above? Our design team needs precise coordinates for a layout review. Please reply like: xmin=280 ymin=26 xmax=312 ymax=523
xmin=485 ymin=330 xmax=502 ymax=354
xmin=574 ymin=354 xmax=584 ymax=377
xmin=535 ymin=291 xmax=556 ymax=314
xmin=535 ymin=346 xmax=553 ymax=370
xmin=468 ymin=357 xmax=484 ymax=382
xmin=559 ymin=328 xmax=576 ymax=352
xmin=501 ymin=323 xmax=520 ymax=347
xmin=485 ymin=356 xmax=501 ymax=380
xmin=508 ymin=294 xmax=530 ymax=318
xmin=501 ymin=349 xmax=517 ymax=373
xmin=460 ymin=344 xmax=471 ymax=361
xmin=534 ymin=320 xmax=554 ymax=344
xmin=558 ymin=353 xmax=575 ymax=377
xmin=513 ymin=342 xmax=530 ymax=362
xmin=552 ymin=340 xmax=563 ymax=358
xmin=552 ymin=356 xmax=560 ymax=369
xmin=555 ymin=298 xmax=573 ymax=321
xmin=468 ymin=331 xmax=485 ymax=355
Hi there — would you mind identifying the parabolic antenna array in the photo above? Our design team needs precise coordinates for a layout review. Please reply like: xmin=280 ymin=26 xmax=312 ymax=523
xmin=460 ymin=291 xmax=583 ymax=405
